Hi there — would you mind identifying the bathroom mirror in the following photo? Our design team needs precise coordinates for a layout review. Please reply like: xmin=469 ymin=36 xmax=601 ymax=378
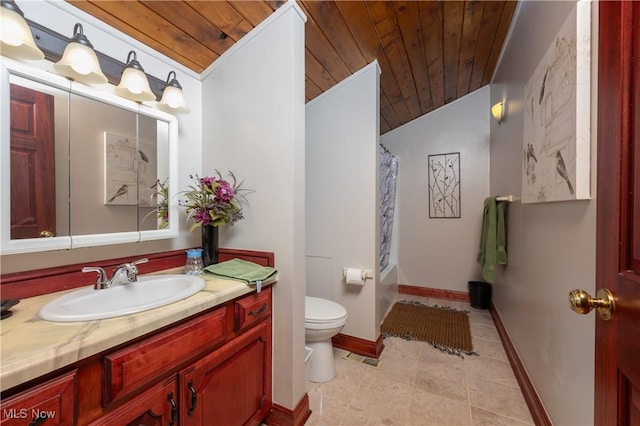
xmin=0 ymin=59 xmax=178 ymax=254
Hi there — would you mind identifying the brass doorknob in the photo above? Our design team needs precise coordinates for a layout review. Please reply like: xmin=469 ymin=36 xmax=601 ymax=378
xmin=568 ymin=288 xmax=615 ymax=321
xmin=40 ymin=230 xmax=54 ymax=238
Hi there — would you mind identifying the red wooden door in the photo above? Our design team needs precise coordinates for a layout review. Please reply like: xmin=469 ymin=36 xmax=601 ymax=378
xmin=595 ymin=2 xmax=640 ymax=424
xmin=9 ymin=84 xmax=56 ymax=239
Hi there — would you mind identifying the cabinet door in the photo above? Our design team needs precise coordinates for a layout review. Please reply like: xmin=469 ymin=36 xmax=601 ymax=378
xmin=89 ymin=376 xmax=178 ymax=426
xmin=180 ymin=321 xmax=272 ymax=426
xmin=0 ymin=370 xmax=76 ymax=426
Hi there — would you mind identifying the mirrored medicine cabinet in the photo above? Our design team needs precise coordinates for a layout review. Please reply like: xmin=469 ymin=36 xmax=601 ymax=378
xmin=0 ymin=58 xmax=179 ymax=255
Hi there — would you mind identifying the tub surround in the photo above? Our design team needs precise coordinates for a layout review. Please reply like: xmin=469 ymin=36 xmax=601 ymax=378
xmin=0 ymin=268 xmax=275 ymax=392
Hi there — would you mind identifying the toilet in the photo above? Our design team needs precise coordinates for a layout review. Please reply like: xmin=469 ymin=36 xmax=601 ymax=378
xmin=305 ymin=296 xmax=348 ymax=383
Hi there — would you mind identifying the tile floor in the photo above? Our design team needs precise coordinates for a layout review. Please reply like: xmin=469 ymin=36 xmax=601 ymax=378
xmin=306 ymin=295 xmax=534 ymax=426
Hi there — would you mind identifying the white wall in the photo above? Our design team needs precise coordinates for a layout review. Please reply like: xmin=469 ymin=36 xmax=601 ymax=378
xmin=490 ymin=1 xmax=596 ymax=425
xmin=1 ymin=0 xmax=203 ymax=272
xmin=305 ymin=61 xmax=380 ymax=341
xmin=200 ymin=3 xmax=307 ymax=410
xmin=381 ymin=86 xmax=490 ymax=291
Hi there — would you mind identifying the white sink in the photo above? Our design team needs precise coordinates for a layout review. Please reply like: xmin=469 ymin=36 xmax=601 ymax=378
xmin=39 ymin=275 xmax=206 ymax=322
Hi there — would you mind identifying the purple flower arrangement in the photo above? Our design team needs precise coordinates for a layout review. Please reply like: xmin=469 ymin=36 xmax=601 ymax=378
xmin=181 ymin=171 xmax=251 ymax=232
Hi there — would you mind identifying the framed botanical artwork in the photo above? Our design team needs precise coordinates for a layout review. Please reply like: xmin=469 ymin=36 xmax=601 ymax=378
xmin=522 ymin=0 xmax=591 ymax=203
xmin=428 ymin=152 xmax=460 ymax=218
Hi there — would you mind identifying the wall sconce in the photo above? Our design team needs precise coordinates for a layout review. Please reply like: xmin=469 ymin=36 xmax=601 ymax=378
xmin=53 ymin=23 xmax=107 ymax=85
xmin=115 ymin=50 xmax=155 ymax=103
xmin=158 ymin=71 xmax=190 ymax=114
xmin=0 ymin=0 xmax=44 ymax=60
xmin=491 ymin=101 xmax=505 ymax=124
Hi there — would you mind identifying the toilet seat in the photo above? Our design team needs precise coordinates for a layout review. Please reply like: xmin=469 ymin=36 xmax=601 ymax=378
xmin=305 ymin=296 xmax=347 ymax=328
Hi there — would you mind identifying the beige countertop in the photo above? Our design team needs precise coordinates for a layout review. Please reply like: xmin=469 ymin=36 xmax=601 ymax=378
xmin=0 ymin=268 xmax=270 ymax=392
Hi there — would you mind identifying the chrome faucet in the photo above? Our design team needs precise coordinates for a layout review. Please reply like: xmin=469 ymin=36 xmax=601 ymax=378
xmin=82 ymin=258 xmax=149 ymax=290
xmin=82 ymin=266 xmax=109 ymax=290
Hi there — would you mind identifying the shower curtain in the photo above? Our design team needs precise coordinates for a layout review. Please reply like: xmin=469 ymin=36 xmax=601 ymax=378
xmin=379 ymin=144 xmax=398 ymax=271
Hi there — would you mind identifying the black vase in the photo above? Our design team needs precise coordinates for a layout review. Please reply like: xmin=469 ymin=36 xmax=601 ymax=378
xmin=201 ymin=225 xmax=219 ymax=267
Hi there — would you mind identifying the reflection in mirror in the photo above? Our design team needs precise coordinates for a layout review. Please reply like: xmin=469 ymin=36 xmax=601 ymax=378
xmin=139 ymin=115 xmax=170 ymax=231
xmin=1 ymin=59 xmax=179 ymax=255
xmin=69 ymin=92 xmax=138 ymax=236
xmin=9 ymin=74 xmax=70 ymax=240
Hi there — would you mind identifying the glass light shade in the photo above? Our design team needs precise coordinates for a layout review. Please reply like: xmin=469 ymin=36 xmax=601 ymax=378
xmin=54 ymin=41 xmax=107 ymax=84
xmin=115 ymin=51 xmax=155 ymax=103
xmin=159 ymin=85 xmax=190 ymax=113
xmin=491 ymin=101 xmax=504 ymax=123
xmin=116 ymin=67 xmax=155 ymax=102
xmin=0 ymin=2 xmax=44 ymax=60
xmin=158 ymin=72 xmax=190 ymax=114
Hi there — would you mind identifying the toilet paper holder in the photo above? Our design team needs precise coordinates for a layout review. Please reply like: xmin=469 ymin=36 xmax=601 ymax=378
xmin=342 ymin=268 xmax=373 ymax=281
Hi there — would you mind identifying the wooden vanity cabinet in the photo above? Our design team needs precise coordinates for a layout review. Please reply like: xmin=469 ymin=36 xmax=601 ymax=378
xmin=95 ymin=287 xmax=273 ymax=426
xmin=0 ymin=370 xmax=76 ymax=426
xmin=98 ymin=289 xmax=272 ymax=426
xmin=1 ymin=287 xmax=273 ymax=426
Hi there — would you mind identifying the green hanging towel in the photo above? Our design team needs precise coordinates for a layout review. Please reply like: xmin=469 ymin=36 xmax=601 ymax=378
xmin=204 ymin=258 xmax=278 ymax=286
xmin=477 ymin=197 xmax=508 ymax=284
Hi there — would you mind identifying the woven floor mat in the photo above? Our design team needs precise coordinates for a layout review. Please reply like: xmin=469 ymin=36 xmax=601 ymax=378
xmin=381 ymin=301 xmax=476 ymax=357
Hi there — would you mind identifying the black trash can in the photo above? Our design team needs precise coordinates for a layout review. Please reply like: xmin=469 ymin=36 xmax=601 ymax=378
xmin=468 ymin=281 xmax=492 ymax=309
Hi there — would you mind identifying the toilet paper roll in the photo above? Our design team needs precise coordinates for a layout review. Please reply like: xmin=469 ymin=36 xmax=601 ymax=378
xmin=345 ymin=268 xmax=364 ymax=285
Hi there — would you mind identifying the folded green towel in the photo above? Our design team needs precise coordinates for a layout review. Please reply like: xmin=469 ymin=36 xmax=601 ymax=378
xmin=204 ymin=258 xmax=277 ymax=286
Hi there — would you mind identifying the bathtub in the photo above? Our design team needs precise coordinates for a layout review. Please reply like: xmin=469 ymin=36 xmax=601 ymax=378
xmin=378 ymin=263 xmax=398 ymax=326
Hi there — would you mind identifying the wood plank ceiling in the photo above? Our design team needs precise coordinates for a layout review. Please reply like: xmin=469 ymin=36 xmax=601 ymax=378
xmin=68 ymin=1 xmax=517 ymax=135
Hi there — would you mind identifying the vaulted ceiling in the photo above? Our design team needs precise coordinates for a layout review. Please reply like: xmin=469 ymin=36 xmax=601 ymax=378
xmin=68 ymin=1 xmax=517 ymax=134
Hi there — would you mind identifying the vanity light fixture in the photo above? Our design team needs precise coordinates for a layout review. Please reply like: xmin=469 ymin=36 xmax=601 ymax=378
xmin=491 ymin=101 xmax=505 ymax=124
xmin=115 ymin=50 xmax=155 ymax=103
xmin=0 ymin=0 xmax=44 ymax=60
xmin=53 ymin=23 xmax=107 ymax=85
xmin=158 ymin=71 xmax=190 ymax=114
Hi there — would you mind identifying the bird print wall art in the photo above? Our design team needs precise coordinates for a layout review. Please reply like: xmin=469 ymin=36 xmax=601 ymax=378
xmin=104 ymin=132 xmax=157 ymax=206
xmin=108 ymin=184 xmax=128 ymax=203
xmin=520 ymin=2 xmax=591 ymax=203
